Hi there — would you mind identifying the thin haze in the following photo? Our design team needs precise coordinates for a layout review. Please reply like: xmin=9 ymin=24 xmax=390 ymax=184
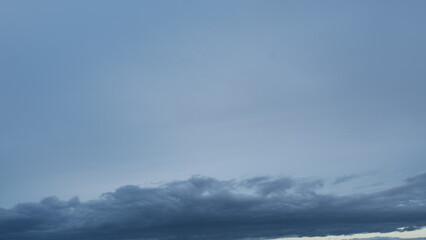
xmin=0 ymin=1 xmax=426 ymax=239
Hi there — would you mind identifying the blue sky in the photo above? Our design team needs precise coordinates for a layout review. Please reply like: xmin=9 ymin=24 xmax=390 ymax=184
xmin=1 ymin=1 xmax=426 ymax=239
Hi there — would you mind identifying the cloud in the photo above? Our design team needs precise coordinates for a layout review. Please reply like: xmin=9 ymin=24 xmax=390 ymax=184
xmin=1 ymin=173 xmax=426 ymax=240
xmin=333 ymin=174 xmax=363 ymax=185
xmin=332 ymin=171 xmax=379 ymax=185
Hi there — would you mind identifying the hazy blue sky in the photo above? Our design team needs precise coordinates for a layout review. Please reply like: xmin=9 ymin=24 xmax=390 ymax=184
xmin=1 ymin=1 xmax=426 ymax=239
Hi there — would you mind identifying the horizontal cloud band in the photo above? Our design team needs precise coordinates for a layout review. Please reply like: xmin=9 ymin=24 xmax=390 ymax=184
xmin=1 ymin=173 xmax=426 ymax=240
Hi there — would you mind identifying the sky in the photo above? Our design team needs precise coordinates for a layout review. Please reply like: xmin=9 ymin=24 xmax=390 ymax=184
xmin=0 ymin=0 xmax=426 ymax=239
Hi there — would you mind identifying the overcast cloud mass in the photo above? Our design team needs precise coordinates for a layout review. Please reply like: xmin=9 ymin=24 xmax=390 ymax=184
xmin=1 ymin=0 xmax=426 ymax=239
xmin=1 ymin=173 xmax=426 ymax=240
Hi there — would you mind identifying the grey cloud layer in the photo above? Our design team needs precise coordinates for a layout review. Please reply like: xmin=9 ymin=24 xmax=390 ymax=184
xmin=1 ymin=174 xmax=426 ymax=240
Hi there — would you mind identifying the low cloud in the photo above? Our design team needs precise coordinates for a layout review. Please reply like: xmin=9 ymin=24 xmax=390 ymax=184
xmin=1 ymin=173 xmax=426 ymax=240
xmin=333 ymin=174 xmax=363 ymax=185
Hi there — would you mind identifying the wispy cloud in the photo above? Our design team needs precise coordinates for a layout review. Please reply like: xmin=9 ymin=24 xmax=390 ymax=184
xmin=1 ymin=173 xmax=426 ymax=240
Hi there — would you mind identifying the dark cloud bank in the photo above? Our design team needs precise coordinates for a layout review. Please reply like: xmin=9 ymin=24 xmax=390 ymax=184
xmin=1 ymin=173 xmax=426 ymax=240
